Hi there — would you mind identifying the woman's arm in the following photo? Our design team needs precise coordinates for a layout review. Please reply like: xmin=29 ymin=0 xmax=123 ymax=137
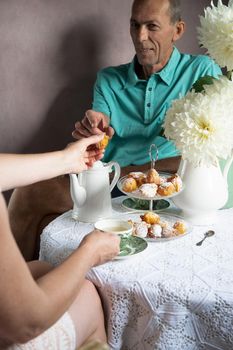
xmin=0 ymin=193 xmax=120 ymax=344
xmin=0 ymin=134 xmax=104 ymax=191
xmin=0 ymin=133 xmax=120 ymax=344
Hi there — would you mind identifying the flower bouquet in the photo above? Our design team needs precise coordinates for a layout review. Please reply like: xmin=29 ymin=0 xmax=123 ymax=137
xmin=164 ymin=75 xmax=233 ymax=167
xmin=198 ymin=0 xmax=233 ymax=75
xmin=163 ymin=0 xmax=233 ymax=223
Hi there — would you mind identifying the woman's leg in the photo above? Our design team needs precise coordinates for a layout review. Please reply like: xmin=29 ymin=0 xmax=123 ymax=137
xmin=68 ymin=280 xmax=107 ymax=348
xmin=28 ymin=261 xmax=107 ymax=348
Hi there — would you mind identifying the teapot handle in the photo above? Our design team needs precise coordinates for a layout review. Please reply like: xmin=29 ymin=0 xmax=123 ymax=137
xmin=223 ymin=149 xmax=233 ymax=181
xmin=107 ymin=161 xmax=121 ymax=192
xmin=177 ymin=158 xmax=187 ymax=178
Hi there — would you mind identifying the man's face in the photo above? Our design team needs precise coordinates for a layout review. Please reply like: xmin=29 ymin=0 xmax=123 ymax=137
xmin=130 ymin=0 xmax=181 ymax=71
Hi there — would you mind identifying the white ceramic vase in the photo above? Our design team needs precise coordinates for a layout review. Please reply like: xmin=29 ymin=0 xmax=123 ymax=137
xmin=172 ymin=159 xmax=229 ymax=225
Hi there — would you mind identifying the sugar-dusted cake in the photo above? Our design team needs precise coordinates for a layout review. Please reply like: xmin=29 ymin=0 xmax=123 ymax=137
xmin=167 ymin=174 xmax=182 ymax=192
xmin=122 ymin=177 xmax=138 ymax=192
xmin=146 ymin=168 xmax=161 ymax=185
xmin=157 ymin=182 xmax=176 ymax=196
xmin=131 ymin=212 xmax=187 ymax=240
xmin=121 ymin=168 xmax=182 ymax=198
xmin=128 ymin=172 xmax=146 ymax=187
xmin=140 ymin=212 xmax=160 ymax=225
xmin=139 ymin=183 xmax=158 ymax=197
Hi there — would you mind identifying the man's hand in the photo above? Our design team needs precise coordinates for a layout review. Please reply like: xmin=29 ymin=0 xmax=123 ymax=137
xmin=72 ymin=110 xmax=114 ymax=140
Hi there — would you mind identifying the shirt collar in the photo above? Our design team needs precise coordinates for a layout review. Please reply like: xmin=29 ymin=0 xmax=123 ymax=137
xmin=124 ymin=47 xmax=180 ymax=88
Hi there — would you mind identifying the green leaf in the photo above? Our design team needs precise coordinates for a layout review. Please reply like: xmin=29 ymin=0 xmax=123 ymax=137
xmin=191 ymin=75 xmax=217 ymax=93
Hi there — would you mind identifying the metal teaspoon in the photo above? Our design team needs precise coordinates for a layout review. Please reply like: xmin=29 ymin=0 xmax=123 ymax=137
xmin=196 ymin=230 xmax=215 ymax=246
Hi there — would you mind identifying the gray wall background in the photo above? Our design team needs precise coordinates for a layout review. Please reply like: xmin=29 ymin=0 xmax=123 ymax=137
xmin=0 ymin=0 xmax=220 ymax=156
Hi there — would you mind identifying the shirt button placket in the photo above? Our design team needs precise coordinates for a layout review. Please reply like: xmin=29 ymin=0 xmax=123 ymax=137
xmin=144 ymin=78 xmax=155 ymax=124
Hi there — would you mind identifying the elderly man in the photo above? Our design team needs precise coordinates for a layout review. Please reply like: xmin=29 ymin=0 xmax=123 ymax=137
xmin=73 ymin=0 xmax=221 ymax=173
xmin=9 ymin=0 xmax=221 ymax=261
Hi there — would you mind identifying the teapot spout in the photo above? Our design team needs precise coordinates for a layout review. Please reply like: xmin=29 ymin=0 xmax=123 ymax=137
xmin=69 ymin=174 xmax=86 ymax=208
xmin=223 ymin=150 xmax=233 ymax=181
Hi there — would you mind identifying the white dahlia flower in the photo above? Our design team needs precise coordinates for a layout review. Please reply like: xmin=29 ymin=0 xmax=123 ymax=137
xmin=163 ymin=76 xmax=233 ymax=166
xmin=197 ymin=0 xmax=233 ymax=71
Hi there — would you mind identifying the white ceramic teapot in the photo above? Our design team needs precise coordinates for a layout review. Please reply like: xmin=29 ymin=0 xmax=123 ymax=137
xmin=69 ymin=160 xmax=120 ymax=222
xmin=172 ymin=152 xmax=233 ymax=224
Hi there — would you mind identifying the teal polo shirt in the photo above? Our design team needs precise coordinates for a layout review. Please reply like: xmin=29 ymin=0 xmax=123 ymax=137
xmin=92 ymin=47 xmax=221 ymax=167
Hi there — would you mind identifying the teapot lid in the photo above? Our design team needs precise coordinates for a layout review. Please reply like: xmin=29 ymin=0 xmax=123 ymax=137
xmin=90 ymin=160 xmax=104 ymax=169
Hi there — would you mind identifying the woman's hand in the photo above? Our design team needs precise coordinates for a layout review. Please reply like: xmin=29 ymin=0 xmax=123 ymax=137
xmin=63 ymin=134 xmax=105 ymax=174
xmin=80 ymin=230 xmax=120 ymax=266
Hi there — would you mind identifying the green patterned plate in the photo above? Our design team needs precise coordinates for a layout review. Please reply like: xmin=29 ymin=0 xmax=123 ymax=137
xmin=116 ymin=235 xmax=148 ymax=259
xmin=122 ymin=198 xmax=170 ymax=211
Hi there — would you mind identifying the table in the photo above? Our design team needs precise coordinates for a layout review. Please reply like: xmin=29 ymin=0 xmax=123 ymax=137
xmin=39 ymin=196 xmax=233 ymax=350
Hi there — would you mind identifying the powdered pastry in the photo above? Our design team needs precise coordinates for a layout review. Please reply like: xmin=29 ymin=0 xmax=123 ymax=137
xmin=139 ymin=183 xmax=157 ymax=197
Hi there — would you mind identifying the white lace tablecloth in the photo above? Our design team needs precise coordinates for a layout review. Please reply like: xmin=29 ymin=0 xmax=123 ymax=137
xmin=39 ymin=197 xmax=233 ymax=350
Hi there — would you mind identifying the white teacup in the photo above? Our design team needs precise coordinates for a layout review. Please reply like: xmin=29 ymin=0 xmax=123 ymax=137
xmin=94 ymin=219 xmax=133 ymax=236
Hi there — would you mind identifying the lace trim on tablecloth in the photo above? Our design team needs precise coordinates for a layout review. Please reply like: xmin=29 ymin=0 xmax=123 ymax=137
xmin=39 ymin=201 xmax=233 ymax=350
